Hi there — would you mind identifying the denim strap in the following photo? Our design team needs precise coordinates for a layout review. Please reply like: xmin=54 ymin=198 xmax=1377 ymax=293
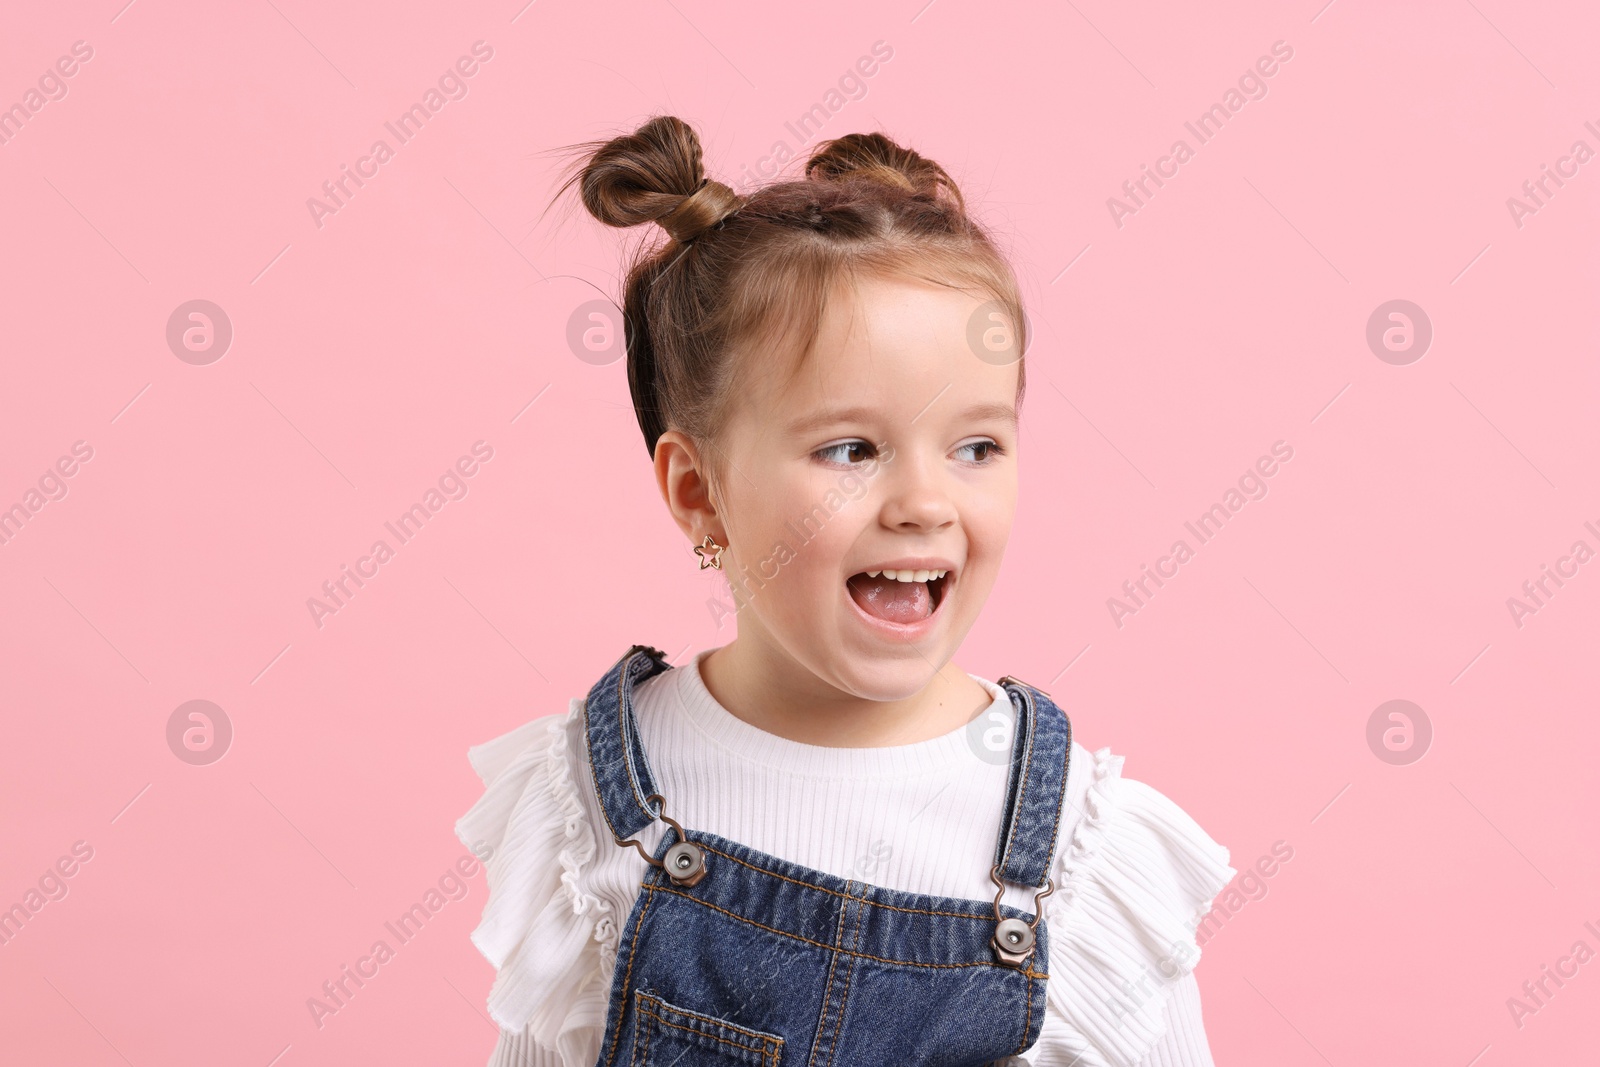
xmin=991 ymin=677 xmax=1073 ymax=890
xmin=582 ymin=644 xmax=675 ymax=842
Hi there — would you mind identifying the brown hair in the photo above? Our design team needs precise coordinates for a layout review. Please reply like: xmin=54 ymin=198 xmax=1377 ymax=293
xmin=553 ymin=115 xmax=1027 ymax=498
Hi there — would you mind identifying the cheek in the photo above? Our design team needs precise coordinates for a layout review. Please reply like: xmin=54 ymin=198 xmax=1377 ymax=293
xmin=964 ymin=478 xmax=1018 ymax=553
xmin=795 ymin=520 xmax=860 ymax=585
xmin=776 ymin=511 xmax=860 ymax=589
xmin=951 ymin=483 xmax=1017 ymax=605
xmin=729 ymin=480 xmax=869 ymax=599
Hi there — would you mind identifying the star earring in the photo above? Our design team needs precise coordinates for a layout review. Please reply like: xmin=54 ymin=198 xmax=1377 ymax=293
xmin=693 ymin=534 xmax=725 ymax=570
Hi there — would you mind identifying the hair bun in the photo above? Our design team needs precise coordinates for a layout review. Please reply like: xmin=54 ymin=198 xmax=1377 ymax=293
xmin=571 ymin=115 xmax=742 ymax=243
xmin=804 ymin=132 xmax=962 ymax=210
xmin=657 ymin=178 xmax=742 ymax=244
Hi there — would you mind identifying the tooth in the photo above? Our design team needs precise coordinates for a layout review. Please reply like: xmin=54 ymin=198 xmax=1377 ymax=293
xmin=931 ymin=570 xmax=945 ymax=579
xmin=867 ymin=571 xmax=880 ymax=578
xmin=890 ymin=570 xmax=908 ymax=581
xmin=914 ymin=569 xmax=930 ymax=582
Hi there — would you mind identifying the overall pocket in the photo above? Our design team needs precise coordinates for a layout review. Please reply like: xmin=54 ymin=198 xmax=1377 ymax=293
xmin=631 ymin=989 xmax=784 ymax=1066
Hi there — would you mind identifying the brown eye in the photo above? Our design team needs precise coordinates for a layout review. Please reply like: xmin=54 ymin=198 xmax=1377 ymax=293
xmin=815 ymin=440 xmax=876 ymax=466
xmin=955 ymin=439 xmax=1003 ymax=463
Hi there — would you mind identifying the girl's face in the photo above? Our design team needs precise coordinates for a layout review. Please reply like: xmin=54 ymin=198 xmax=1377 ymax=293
xmin=706 ymin=274 xmax=1021 ymax=702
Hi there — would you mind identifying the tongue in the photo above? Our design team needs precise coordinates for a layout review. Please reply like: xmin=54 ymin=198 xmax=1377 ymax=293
xmin=849 ymin=574 xmax=932 ymax=624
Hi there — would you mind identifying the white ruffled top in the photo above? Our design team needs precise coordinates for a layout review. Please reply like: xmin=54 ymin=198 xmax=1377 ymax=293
xmin=455 ymin=649 xmax=1236 ymax=1067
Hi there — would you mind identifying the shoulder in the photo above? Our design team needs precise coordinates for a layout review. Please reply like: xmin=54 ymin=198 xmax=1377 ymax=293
xmin=453 ymin=697 xmax=619 ymax=1054
xmin=1031 ymin=741 xmax=1236 ymax=1066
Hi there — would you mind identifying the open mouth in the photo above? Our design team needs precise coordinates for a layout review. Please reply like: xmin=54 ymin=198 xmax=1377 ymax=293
xmin=846 ymin=567 xmax=952 ymax=626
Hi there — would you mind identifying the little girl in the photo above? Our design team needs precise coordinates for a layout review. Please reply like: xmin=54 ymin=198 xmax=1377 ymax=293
xmin=456 ymin=115 xmax=1235 ymax=1067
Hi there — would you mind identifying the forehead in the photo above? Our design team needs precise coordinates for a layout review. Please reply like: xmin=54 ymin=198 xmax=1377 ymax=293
xmin=757 ymin=274 xmax=1018 ymax=412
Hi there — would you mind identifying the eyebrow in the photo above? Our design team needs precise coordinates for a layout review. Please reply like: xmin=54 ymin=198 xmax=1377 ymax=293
xmin=785 ymin=400 xmax=1018 ymax=437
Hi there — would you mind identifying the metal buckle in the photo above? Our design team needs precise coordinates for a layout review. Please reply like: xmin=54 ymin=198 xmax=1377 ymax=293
xmin=612 ymin=792 xmax=707 ymax=887
xmin=988 ymin=863 xmax=1054 ymax=966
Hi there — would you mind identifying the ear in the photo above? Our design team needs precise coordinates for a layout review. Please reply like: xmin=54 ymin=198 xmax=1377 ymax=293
xmin=653 ymin=430 xmax=726 ymax=547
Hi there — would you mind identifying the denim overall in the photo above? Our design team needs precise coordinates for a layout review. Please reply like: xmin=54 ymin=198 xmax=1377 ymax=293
xmin=583 ymin=644 xmax=1072 ymax=1067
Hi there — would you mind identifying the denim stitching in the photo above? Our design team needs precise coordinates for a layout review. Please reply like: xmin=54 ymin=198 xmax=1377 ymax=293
xmin=1035 ymin=700 xmax=1072 ymax=897
xmin=1001 ymin=682 xmax=1072 ymax=890
xmin=632 ymin=990 xmax=653 ymax=1067
xmin=822 ymin=887 xmax=865 ymax=1067
xmin=616 ymin=650 xmax=648 ymax=827
xmin=638 ymin=1003 xmax=779 ymax=1056
xmin=583 ymin=690 xmax=625 ymax=844
xmin=998 ymin=683 xmax=1038 ymax=880
xmin=1013 ymin=972 xmax=1034 ymax=1056
xmin=588 ymin=650 xmax=674 ymax=848
xmin=606 ymin=867 xmax=660 ymax=1067
xmin=643 ymin=883 xmax=1015 ymax=971
xmin=697 ymin=843 xmax=991 ymax=919
xmin=805 ymin=879 xmax=853 ymax=1067
xmin=819 ymin=888 xmax=855 ymax=1067
xmin=642 ymin=991 xmax=784 ymax=1046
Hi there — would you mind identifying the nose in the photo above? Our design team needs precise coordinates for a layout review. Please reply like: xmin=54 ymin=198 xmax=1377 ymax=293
xmin=878 ymin=453 xmax=958 ymax=532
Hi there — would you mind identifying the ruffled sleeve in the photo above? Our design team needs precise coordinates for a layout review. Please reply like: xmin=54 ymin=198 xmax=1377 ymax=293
xmin=1028 ymin=746 xmax=1236 ymax=1067
xmin=454 ymin=699 xmax=615 ymax=1066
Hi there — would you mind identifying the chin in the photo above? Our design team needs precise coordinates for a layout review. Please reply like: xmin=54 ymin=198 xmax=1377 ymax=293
xmin=824 ymin=638 xmax=954 ymax=701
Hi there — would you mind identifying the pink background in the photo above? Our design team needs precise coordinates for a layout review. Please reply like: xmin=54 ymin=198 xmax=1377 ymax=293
xmin=2 ymin=0 xmax=1597 ymax=1064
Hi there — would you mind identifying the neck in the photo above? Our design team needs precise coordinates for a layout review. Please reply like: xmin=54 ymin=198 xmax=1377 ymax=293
xmin=697 ymin=637 xmax=993 ymax=748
